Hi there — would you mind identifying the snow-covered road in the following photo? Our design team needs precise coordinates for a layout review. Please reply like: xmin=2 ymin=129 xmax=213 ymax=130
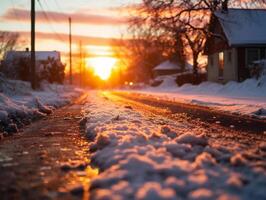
xmin=82 ymin=91 xmax=266 ymax=200
xmin=126 ymin=76 xmax=266 ymax=119
xmin=110 ymin=91 xmax=266 ymax=134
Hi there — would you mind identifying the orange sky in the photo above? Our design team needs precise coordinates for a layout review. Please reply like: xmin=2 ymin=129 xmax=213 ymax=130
xmin=0 ymin=0 xmax=141 ymax=73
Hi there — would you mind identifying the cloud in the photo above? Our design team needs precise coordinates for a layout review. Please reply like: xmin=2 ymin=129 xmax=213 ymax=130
xmin=12 ymin=30 xmax=122 ymax=46
xmin=78 ymin=4 xmax=142 ymax=15
xmin=1 ymin=8 xmax=130 ymax=26
xmin=1 ymin=30 xmax=131 ymax=49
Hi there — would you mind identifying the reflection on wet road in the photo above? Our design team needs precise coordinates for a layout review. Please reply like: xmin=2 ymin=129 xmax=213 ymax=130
xmin=0 ymin=93 xmax=98 ymax=200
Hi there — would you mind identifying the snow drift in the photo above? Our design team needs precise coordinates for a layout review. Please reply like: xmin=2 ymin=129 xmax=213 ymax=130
xmin=82 ymin=93 xmax=266 ymax=200
xmin=134 ymin=75 xmax=266 ymax=118
xmin=0 ymin=74 xmax=81 ymax=134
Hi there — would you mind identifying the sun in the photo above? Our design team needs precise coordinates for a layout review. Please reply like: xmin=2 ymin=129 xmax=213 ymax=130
xmin=87 ymin=57 xmax=117 ymax=80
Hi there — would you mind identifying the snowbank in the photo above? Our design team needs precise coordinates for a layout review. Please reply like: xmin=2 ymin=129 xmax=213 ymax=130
xmin=134 ymin=76 xmax=266 ymax=118
xmin=0 ymin=75 xmax=82 ymax=134
xmin=82 ymin=93 xmax=266 ymax=200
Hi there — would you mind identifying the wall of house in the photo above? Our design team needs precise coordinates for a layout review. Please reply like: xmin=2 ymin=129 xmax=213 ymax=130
xmin=207 ymin=53 xmax=219 ymax=82
xmin=224 ymin=48 xmax=238 ymax=82
xmin=207 ymin=48 xmax=238 ymax=83
xmin=153 ymin=69 xmax=182 ymax=77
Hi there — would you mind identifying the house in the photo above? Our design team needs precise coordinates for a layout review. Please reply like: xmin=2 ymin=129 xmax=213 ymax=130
xmin=1 ymin=49 xmax=64 ymax=80
xmin=1 ymin=48 xmax=63 ymax=79
xmin=204 ymin=9 xmax=266 ymax=83
xmin=4 ymin=49 xmax=62 ymax=73
xmin=152 ymin=60 xmax=192 ymax=77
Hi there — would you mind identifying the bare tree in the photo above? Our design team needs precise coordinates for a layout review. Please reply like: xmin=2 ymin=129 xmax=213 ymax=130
xmin=113 ymin=17 xmax=178 ymax=82
xmin=135 ymin=1 xmax=207 ymax=74
xmin=118 ymin=0 xmax=266 ymax=82
xmin=0 ymin=32 xmax=19 ymax=59
xmin=138 ymin=0 xmax=266 ymax=74
xmin=184 ymin=30 xmax=205 ymax=74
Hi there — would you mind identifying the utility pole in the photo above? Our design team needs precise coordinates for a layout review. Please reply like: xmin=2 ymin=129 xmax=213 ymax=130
xmin=30 ymin=0 xmax=36 ymax=89
xmin=79 ymin=40 xmax=82 ymax=87
xmin=69 ymin=17 xmax=72 ymax=84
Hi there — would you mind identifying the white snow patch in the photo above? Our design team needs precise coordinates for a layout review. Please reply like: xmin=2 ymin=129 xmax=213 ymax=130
xmin=83 ymin=92 xmax=266 ymax=200
xmin=125 ymin=76 xmax=266 ymax=118
xmin=0 ymin=76 xmax=81 ymax=133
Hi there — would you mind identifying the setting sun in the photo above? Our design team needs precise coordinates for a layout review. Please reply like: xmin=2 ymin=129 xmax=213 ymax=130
xmin=87 ymin=57 xmax=117 ymax=80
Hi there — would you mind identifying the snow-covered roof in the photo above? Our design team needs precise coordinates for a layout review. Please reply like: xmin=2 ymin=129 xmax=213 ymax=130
xmin=153 ymin=61 xmax=179 ymax=71
xmin=153 ymin=60 xmax=192 ymax=71
xmin=5 ymin=51 xmax=61 ymax=61
xmin=215 ymin=9 xmax=266 ymax=46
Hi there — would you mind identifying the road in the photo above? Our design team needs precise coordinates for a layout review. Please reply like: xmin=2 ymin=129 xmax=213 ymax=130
xmin=101 ymin=90 xmax=265 ymax=152
xmin=86 ymin=91 xmax=266 ymax=200
xmin=109 ymin=91 xmax=266 ymax=134
xmin=0 ymin=93 xmax=98 ymax=200
xmin=0 ymin=91 xmax=265 ymax=200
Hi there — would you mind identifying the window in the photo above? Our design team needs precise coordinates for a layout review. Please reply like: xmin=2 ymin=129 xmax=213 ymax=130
xmin=246 ymin=48 xmax=260 ymax=66
xmin=228 ymin=51 xmax=232 ymax=63
xmin=219 ymin=52 xmax=224 ymax=77
xmin=262 ymin=48 xmax=266 ymax=59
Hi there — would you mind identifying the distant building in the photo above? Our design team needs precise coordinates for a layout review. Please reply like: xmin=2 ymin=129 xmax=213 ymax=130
xmin=1 ymin=49 xmax=64 ymax=81
xmin=3 ymin=49 xmax=62 ymax=74
xmin=152 ymin=60 xmax=192 ymax=77
xmin=204 ymin=9 xmax=266 ymax=83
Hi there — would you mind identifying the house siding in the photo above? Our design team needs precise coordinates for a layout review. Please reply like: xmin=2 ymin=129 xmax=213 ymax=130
xmin=207 ymin=53 xmax=219 ymax=82
xmin=223 ymin=48 xmax=238 ymax=82
xmin=207 ymin=48 xmax=238 ymax=83
xmin=153 ymin=69 xmax=181 ymax=77
xmin=206 ymin=11 xmax=266 ymax=83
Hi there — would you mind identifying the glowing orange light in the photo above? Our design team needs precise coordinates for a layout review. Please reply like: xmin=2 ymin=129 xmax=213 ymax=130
xmin=87 ymin=57 xmax=117 ymax=80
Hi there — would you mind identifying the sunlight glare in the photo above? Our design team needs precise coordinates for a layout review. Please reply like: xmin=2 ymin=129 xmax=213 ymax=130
xmin=87 ymin=57 xmax=117 ymax=80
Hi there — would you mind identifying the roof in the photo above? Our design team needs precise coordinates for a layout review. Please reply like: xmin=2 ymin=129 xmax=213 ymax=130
xmin=5 ymin=51 xmax=61 ymax=61
xmin=153 ymin=61 xmax=179 ymax=71
xmin=214 ymin=9 xmax=266 ymax=46
xmin=153 ymin=60 xmax=192 ymax=71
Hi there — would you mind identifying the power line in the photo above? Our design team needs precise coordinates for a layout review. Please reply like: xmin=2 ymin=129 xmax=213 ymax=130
xmin=37 ymin=0 xmax=65 ymax=42
xmin=43 ymin=0 xmax=67 ymax=24
xmin=10 ymin=0 xmax=24 ymax=30
xmin=53 ymin=0 xmax=67 ymax=16
xmin=53 ymin=0 xmax=71 ymax=21
xmin=10 ymin=0 xmax=20 ymax=22
xmin=37 ymin=0 xmax=64 ymax=42
xmin=54 ymin=0 xmax=62 ymax=10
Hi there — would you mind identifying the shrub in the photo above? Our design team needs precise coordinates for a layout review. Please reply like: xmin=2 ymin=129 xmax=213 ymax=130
xmin=176 ymin=73 xmax=207 ymax=86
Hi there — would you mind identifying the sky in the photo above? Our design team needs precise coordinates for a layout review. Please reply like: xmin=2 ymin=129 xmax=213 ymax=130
xmin=0 ymin=0 xmax=140 ymax=72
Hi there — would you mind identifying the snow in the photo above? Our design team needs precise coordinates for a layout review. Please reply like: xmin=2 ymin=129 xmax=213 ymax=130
xmin=5 ymin=51 xmax=61 ymax=61
xmin=154 ymin=75 xmax=178 ymax=89
xmin=176 ymin=133 xmax=208 ymax=146
xmin=0 ymin=75 xmax=81 ymax=134
xmin=132 ymin=75 xmax=266 ymax=118
xmin=82 ymin=92 xmax=266 ymax=200
xmin=153 ymin=61 xmax=181 ymax=71
xmin=215 ymin=9 xmax=266 ymax=46
xmin=153 ymin=60 xmax=192 ymax=71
